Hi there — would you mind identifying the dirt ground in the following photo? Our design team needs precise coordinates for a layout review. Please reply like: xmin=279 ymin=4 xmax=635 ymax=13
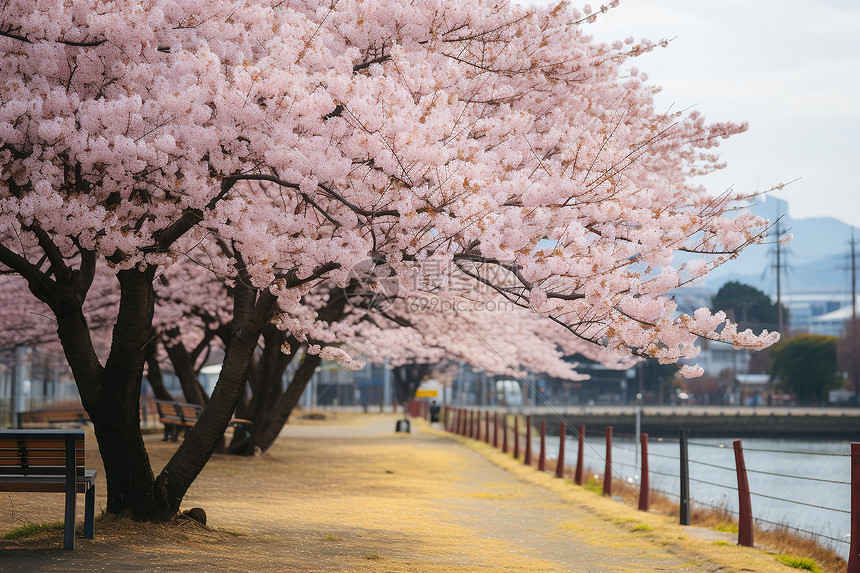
xmin=1 ymin=414 xmax=802 ymax=572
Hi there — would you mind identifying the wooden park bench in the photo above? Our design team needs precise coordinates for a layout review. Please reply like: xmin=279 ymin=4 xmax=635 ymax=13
xmin=0 ymin=429 xmax=96 ymax=549
xmin=16 ymin=408 xmax=90 ymax=429
xmin=154 ymin=399 xmax=253 ymax=442
xmin=154 ymin=399 xmax=202 ymax=442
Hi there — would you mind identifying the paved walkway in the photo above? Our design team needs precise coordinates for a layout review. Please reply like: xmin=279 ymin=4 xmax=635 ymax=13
xmin=0 ymin=414 xmax=795 ymax=572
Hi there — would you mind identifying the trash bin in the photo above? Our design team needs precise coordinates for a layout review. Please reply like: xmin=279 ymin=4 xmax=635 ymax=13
xmin=429 ymin=402 xmax=440 ymax=423
xmin=395 ymin=419 xmax=411 ymax=433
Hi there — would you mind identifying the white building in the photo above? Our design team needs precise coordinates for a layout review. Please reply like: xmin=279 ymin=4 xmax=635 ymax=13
xmin=778 ymin=292 xmax=852 ymax=334
xmin=808 ymin=303 xmax=858 ymax=338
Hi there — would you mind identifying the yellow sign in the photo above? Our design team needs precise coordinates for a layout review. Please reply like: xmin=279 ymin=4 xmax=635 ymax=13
xmin=415 ymin=389 xmax=438 ymax=398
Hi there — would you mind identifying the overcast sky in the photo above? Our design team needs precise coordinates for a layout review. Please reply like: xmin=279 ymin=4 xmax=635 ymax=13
xmin=533 ymin=0 xmax=860 ymax=227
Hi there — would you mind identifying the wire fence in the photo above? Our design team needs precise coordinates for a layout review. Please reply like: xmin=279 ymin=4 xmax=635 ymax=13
xmin=442 ymin=407 xmax=856 ymax=558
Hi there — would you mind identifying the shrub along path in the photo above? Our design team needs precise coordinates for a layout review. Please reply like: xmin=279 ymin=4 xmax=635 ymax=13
xmin=1 ymin=413 xmax=799 ymax=572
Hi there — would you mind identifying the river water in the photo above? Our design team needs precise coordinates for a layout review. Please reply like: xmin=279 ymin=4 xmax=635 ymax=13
xmin=542 ymin=434 xmax=852 ymax=558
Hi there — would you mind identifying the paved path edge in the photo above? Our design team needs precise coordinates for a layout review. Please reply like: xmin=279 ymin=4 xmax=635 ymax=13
xmin=421 ymin=423 xmax=797 ymax=573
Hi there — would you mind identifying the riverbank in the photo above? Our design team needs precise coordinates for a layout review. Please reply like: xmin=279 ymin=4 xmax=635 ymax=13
xmin=1 ymin=413 xmax=809 ymax=572
xmin=527 ymin=406 xmax=860 ymax=439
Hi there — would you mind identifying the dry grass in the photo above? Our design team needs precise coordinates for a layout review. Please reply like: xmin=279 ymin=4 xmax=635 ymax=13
xmin=520 ymin=455 xmax=847 ymax=573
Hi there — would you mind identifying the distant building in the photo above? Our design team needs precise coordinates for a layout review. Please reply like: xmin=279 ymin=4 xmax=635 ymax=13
xmin=807 ymin=303 xmax=858 ymax=338
xmin=734 ymin=373 xmax=773 ymax=406
xmin=778 ymin=291 xmax=852 ymax=334
xmin=687 ymin=339 xmax=753 ymax=378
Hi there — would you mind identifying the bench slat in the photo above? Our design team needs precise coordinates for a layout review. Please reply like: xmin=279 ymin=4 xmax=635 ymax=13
xmin=0 ymin=439 xmax=73 ymax=449
xmin=0 ymin=471 xmax=96 ymax=493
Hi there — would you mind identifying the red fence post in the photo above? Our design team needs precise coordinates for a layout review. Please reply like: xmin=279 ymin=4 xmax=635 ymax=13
xmin=680 ymin=428 xmax=691 ymax=526
xmin=502 ymin=415 xmax=509 ymax=454
xmin=733 ymin=439 xmax=754 ymax=547
xmin=525 ymin=415 xmax=533 ymax=465
xmin=849 ymin=443 xmax=860 ymax=573
xmin=639 ymin=433 xmax=650 ymax=512
xmin=603 ymin=426 xmax=613 ymax=497
xmin=538 ymin=421 xmax=546 ymax=471
xmin=481 ymin=410 xmax=486 ymax=442
xmin=469 ymin=410 xmax=475 ymax=439
xmin=575 ymin=424 xmax=585 ymax=486
xmin=513 ymin=415 xmax=520 ymax=459
xmin=493 ymin=412 xmax=499 ymax=449
xmin=555 ymin=422 xmax=566 ymax=478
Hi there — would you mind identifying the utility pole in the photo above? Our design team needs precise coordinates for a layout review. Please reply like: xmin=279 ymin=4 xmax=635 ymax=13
xmin=776 ymin=221 xmax=784 ymax=334
xmin=382 ymin=356 xmax=391 ymax=410
xmin=852 ymin=231 xmax=858 ymax=405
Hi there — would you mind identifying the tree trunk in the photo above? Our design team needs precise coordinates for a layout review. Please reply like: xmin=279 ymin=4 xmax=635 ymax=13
xmin=225 ymin=288 xmax=347 ymax=455
xmin=144 ymin=341 xmax=175 ymax=401
xmin=92 ymin=268 xmax=160 ymax=515
xmin=393 ymin=363 xmax=432 ymax=403
xmin=151 ymin=288 xmax=278 ymax=517
xmin=163 ymin=328 xmax=208 ymax=406
xmin=245 ymin=351 xmax=321 ymax=453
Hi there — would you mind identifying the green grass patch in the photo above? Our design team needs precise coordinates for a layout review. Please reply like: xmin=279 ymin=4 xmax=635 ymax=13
xmin=775 ymin=554 xmax=824 ymax=573
xmin=713 ymin=540 xmax=731 ymax=547
xmin=632 ymin=524 xmax=654 ymax=533
xmin=714 ymin=522 xmax=739 ymax=534
xmin=582 ymin=477 xmax=602 ymax=495
xmin=323 ymin=533 xmax=344 ymax=541
xmin=4 ymin=522 xmax=64 ymax=540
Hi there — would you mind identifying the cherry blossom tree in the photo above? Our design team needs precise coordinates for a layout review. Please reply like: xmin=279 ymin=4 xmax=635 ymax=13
xmin=363 ymin=300 xmax=598 ymax=404
xmin=1 ymin=0 xmax=779 ymax=520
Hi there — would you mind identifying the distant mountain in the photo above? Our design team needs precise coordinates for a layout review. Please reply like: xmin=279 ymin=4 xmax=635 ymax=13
xmin=695 ymin=196 xmax=857 ymax=297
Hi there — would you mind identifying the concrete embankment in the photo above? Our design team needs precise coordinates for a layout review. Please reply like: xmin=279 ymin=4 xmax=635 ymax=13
xmin=528 ymin=406 xmax=860 ymax=439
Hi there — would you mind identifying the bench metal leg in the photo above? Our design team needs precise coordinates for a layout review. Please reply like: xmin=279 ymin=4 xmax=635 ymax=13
xmin=84 ymin=484 xmax=95 ymax=539
xmin=63 ymin=489 xmax=76 ymax=550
